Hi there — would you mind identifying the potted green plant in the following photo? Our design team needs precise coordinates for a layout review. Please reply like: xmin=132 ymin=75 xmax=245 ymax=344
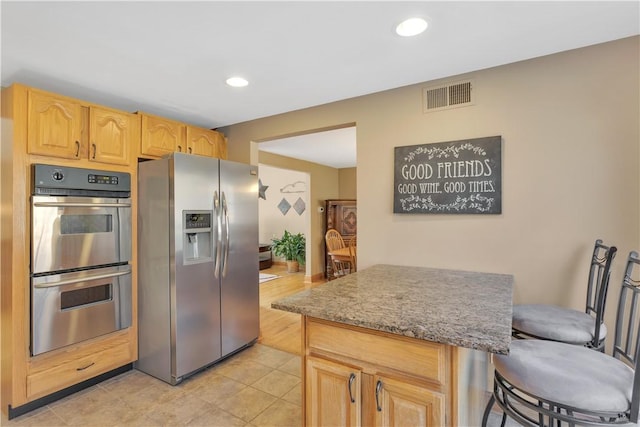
xmin=271 ymin=230 xmax=306 ymax=273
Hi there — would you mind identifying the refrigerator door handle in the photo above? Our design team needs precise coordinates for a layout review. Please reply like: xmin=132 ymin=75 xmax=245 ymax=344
xmin=221 ymin=191 xmax=230 ymax=277
xmin=214 ymin=190 xmax=222 ymax=278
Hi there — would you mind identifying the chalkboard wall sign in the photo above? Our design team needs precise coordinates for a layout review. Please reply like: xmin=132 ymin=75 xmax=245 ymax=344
xmin=394 ymin=136 xmax=502 ymax=214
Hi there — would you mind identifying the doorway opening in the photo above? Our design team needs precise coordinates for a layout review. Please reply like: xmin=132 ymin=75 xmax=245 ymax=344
xmin=253 ymin=125 xmax=356 ymax=282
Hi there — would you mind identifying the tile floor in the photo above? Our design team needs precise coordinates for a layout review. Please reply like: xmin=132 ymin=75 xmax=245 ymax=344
xmin=1 ymin=342 xmax=514 ymax=427
xmin=1 ymin=344 xmax=301 ymax=427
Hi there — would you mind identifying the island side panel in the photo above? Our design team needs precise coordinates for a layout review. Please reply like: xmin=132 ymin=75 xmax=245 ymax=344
xmin=456 ymin=346 xmax=490 ymax=425
xmin=301 ymin=315 xmax=307 ymax=426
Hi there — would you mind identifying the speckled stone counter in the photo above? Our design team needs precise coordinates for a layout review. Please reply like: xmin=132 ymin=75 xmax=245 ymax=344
xmin=272 ymin=264 xmax=513 ymax=354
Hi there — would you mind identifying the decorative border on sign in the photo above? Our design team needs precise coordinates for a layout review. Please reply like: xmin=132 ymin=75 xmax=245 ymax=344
xmin=404 ymin=142 xmax=487 ymax=162
xmin=398 ymin=194 xmax=495 ymax=213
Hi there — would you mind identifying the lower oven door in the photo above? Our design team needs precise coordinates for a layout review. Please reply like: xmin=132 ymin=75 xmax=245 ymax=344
xmin=31 ymin=264 xmax=132 ymax=356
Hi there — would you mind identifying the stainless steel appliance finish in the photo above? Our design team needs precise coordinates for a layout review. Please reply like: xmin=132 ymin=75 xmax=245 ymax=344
xmin=30 ymin=164 xmax=132 ymax=356
xmin=137 ymin=152 xmax=259 ymax=385
xmin=31 ymin=264 xmax=132 ymax=355
xmin=31 ymin=195 xmax=131 ymax=274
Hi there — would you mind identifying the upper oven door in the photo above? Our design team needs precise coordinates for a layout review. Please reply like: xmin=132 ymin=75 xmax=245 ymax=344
xmin=31 ymin=196 xmax=132 ymax=273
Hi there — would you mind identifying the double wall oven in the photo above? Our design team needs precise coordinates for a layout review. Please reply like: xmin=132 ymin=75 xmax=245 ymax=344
xmin=31 ymin=164 xmax=132 ymax=356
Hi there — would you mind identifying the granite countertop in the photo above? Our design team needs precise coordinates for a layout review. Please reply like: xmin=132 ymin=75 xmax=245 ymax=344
xmin=272 ymin=264 xmax=514 ymax=354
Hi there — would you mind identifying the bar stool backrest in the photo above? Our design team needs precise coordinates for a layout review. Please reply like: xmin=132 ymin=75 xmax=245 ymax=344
xmin=613 ymin=251 xmax=640 ymax=421
xmin=588 ymin=240 xmax=617 ymax=349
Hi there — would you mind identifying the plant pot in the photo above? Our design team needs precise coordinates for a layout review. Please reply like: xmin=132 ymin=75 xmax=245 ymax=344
xmin=286 ymin=260 xmax=299 ymax=273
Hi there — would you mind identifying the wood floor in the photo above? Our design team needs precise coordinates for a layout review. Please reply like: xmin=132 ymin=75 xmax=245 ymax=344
xmin=258 ymin=264 xmax=325 ymax=355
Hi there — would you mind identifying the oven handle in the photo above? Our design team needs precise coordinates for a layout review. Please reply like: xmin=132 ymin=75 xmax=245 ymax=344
xmin=33 ymin=269 xmax=131 ymax=289
xmin=33 ymin=201 xmax=131 ymax=208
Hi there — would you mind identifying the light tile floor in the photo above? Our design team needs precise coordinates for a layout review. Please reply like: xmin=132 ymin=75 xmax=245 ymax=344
xmin=1 ymin=343 xmax=514 ymax=427
xmin=1 ymin=344 xmax=301 ymax=427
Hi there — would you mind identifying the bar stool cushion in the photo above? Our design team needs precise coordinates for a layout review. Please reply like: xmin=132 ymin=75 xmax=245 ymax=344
xmin=512 ymin=304 xmax=607 ymax=344
xmin=494 ymin=340 xmax=632 ymax=412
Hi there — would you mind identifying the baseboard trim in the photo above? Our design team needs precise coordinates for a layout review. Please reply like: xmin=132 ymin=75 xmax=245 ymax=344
xmin=306 ymin=272 xmax=326 ymax=283
xmin=7 ymin=363 xmax=132 ymax=420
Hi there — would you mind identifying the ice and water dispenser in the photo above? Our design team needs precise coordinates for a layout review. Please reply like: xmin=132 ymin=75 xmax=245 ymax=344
xmin=183 ymin=211 xmax=213 ymax=264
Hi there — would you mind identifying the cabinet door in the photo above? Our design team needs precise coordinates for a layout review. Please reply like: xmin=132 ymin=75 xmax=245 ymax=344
xmin=218 ymin=135 xmax=228 ymax=160
xmin=307 ymin=356 xmax=361 ymax=427
xmin=140 ymin=114 xmax=186 ymax=157
xmin=186 ymin=126 xmax=222 ymax=158
xmin=373 ymin=375 xmax=445 ymax=427
xmin=89 ymin=106 xmax=136 ymax=165
xmin=27 ymin=89 xmax=83 ymax=159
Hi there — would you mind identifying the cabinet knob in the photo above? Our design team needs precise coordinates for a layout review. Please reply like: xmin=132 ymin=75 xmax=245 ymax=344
xmin=348 ymin=373 xmax=356 ymax=403
xmin=375 ymin=379 xmax=383 ymax=412
xmin=91 ymin=143 xmax=97 ymax=159
xmin=75 ymin=141 xmax=80 ymax=158
xmin=177 ymin=145 xmax=182 ymax=152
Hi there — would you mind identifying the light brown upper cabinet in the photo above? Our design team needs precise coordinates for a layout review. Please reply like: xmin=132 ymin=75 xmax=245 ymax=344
xmin=186 ymin=125 xmax=224 ymax=158
xmin=27 ymin=88 xmax=137 ymax=166
xmin=140 ymin=113 xmax=186 ymax=158
xmin=140 ymin=113 xmax=227 ymax=159
xmin=88 ymin=106 xmax=138 ymax=166
xmin=218 ymin=135 xmax=228 ymax=160
xmin=27 ymin=88 xmax=83 ymax=160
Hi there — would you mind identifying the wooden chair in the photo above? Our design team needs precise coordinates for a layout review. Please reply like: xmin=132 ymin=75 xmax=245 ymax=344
xmin=348 ymin=235 xmax=357 ymax=273
xmin=325 ymin=229 xmax=351 ymax=279
xmin=511 ymin=239 xmax=617 ymax=351
xmin=482 ymin=250 xmax=640 ymax=426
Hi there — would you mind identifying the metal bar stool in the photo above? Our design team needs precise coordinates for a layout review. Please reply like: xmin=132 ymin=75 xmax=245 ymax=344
xmin=512 ymin=239 xmax=617 ymax=351
xmin=482 ymin=250 xmax=640 ymax=427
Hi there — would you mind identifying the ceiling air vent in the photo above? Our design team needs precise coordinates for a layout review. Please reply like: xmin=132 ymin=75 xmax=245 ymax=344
xmin=423 ymin=80 xmax=474 ymax=113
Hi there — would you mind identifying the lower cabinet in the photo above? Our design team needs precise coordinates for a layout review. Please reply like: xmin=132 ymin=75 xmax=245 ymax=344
xmin=304 ymin=317 xmax=453 ymax=426
xmin=306 ymin=357 xmax=445 ymax=427
xmin=307 ymin=357 xmax=361 ymax=426
xmin=26 ymin=330 xmax=135 ymax=401
xmin=374 ymin=375 xmax=445 ymax=427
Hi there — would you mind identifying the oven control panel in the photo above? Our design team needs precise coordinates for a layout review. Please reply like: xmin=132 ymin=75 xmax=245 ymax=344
xmin=33 ymin=164 xmax=131 ymax=197
xmin=88 ymin=173 xmax=119 ymax=185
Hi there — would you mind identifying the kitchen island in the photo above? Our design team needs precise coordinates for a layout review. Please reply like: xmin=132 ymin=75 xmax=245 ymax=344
xmin=272 ymin=264 xmax=513 ymax=427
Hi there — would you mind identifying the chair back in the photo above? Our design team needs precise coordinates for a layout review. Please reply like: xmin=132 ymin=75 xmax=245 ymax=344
xmin=325 ymin=229 xmax=346 ymax=252
xmin=325 ymin=229 xmax=349 ymax=279
xmin=613 ymin=251 xmax=640 ymax=422
xmin=587 ymin=239 xmax=617 ymax=349
xmin=348 ymin=235 xmax=357 ymax=273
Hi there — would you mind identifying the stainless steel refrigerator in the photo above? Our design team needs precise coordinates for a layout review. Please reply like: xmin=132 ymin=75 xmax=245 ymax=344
xmin=136 ymin=152 xmax=259 ymax=385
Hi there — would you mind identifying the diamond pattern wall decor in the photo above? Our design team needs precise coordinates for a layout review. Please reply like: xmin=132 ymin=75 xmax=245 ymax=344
xmin=293 ymin=197 xmax=306 ymax=215
xmin=278 ymin=198 xmax=291 ymax=215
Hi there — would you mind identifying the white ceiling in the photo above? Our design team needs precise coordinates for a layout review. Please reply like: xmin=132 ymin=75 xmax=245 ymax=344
xmin=2 ymin=1 xmax=638 ymax=169
xmin=259 ymin=126 xmax=357 ymax=168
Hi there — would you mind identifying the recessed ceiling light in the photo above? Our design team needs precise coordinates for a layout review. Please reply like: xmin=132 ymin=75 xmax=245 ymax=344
xmin=396 ymin=17 xmax=428 ymax=37
xmin=226 ymin=77 xmax=249 ymax=87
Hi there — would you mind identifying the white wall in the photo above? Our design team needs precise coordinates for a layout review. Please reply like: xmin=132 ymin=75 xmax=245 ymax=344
xmin=258 ymin=163 xmax=310 ymax=271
